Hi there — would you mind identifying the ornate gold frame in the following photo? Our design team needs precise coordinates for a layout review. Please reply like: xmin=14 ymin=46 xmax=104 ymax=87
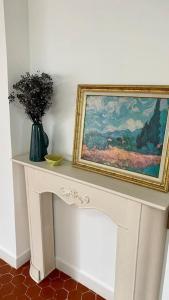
xmin=73 ymin=84 xmax=169 ymax=192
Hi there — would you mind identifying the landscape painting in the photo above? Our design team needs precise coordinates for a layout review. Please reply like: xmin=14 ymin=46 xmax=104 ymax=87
xmin=73 ymin=85 xmax=169 ymax=191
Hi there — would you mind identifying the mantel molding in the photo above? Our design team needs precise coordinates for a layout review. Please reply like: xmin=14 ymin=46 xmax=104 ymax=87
xmin=13 ymin=154 xmax=169 ymax=300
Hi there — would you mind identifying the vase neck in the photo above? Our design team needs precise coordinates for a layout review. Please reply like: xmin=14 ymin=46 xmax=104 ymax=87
xmin=33 ymin=122 xmax=42 ymax=126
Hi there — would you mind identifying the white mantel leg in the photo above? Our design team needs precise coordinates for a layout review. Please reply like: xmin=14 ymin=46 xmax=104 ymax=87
xmin=114 ymin=201 xmax=140 ymax=300
xmin=114 ymin=204 xmax=168 ymax=300
xmin=134 ymin=206 xmax=168 ymax=300
xmin=25 ymin=169 xmax=55 ymax=282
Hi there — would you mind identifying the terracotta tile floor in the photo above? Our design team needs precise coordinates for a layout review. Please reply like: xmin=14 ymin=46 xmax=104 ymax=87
xmin=0 ymin=259 xmax=105 ymax=300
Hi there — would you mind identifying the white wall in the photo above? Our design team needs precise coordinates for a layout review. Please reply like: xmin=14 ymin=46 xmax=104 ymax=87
xmin=28 ymin=0 xmax=169 ymax=298
xmin=0 ymin=0 xmax=17 ymax=264
xmin=4 ymin=0 xmax=31 ymax=156
xmin=3 ymin=0 xmax=30 ymax=265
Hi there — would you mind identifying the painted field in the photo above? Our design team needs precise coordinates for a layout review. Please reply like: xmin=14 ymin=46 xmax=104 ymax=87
xmin=82 ymin=145 xmax=161 ymax=176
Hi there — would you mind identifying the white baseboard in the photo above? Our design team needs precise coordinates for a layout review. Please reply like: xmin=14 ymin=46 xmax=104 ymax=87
xmin=55 ymin=257 xmax=114 ymax=300
xmin=16 ymin=249 xmax=31 ymax=268
xmin=0 ymin=246 xmax=30 ymax=269
xmin=0 ymin=246 xmax=17 ymax=268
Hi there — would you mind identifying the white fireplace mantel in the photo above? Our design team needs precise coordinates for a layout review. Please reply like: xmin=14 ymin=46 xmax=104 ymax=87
xmin=13 ymin=154 xmax=169 ymax=300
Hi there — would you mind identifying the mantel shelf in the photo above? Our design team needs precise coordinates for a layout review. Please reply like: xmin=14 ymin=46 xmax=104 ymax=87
xmin=13 ymin=153 xmax=169 ymax=211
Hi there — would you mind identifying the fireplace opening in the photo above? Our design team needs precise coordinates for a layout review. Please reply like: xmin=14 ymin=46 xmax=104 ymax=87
xmin=53 ymin=196 xmax=117 ymax=299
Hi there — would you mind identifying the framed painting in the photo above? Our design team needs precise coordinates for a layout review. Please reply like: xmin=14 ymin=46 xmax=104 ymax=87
xmin=73 ymin=85 xmax=169 ymax=192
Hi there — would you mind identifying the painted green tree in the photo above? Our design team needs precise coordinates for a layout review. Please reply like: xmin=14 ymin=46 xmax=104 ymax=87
xmin=136 ymin=100 xmax=161 ymax=149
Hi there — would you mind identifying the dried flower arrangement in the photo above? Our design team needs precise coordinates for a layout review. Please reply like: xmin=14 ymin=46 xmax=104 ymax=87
xmin=9 ymin=72 xmax=53 ymax=124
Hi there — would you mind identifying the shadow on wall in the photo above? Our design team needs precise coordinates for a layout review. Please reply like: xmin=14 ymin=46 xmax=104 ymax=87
xmin=42 ymin=74 xmax=77 ymax=159
xmin=12 ymin=163 xmax=30 ymax=260
xmin=53 ymin=196 xmax=81 ymax=272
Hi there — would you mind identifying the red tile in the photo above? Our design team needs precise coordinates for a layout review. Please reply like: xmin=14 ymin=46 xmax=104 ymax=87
xmin=22 ymin=265 xmax=30 ymax=277
xmin=0 ymin=264 xmax=12 ymax=275
xmin=0 ymin=259 xmax=7 ymax=267
xmin=68 ymin=290 xmax=82 ymax=299
xmin=3 ymin=295 xmax=17 ymax=300
xmin=31 ymin=297 xmax=46 ymax=300
xmin=82 ymin=291 xmax=96 ymax=300
xmin=39 ymin=277 xmax=51 ymax=288
xmin=13 ymin=283 xmax=27 ymax=296
xmin=17 ymin=295 xmax=29 ymax=300
xmin=55 ymin=288 xmax=68 ymax=299
xmin=12 ymin=274 xmax=25 ymax=285
xmin=10 ymin=266 xmax=23 ymax=276
xmin=64 ymin=278 xmax=77 ymax=292
xmin=40 ymin=286 xmax=55 ymax=298
xmin=24 ymin=275 xmax=36 ymax=287
xmin=0 ymin=273 xmax=13 ymax=284
xmin=27 ymin=285 xmax=41 ymax=297
xmin=48 ymin=269 xmax=60 ymax=280
xmin=0 ymin=260 xmax=103 ymax=300
xmin=51 ymin=278 xmax=64 ymax=290
xmin=60 ymin=271 xmax=71 ymax=281
xmin=0 ymin=282 xmax=14 ymax=296
xmin=77 ymin=283 xmax=89 ymax=294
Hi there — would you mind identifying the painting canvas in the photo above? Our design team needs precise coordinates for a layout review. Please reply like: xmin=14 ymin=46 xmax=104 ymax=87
xmin=73 ymin=85 xmax=169 ymax=192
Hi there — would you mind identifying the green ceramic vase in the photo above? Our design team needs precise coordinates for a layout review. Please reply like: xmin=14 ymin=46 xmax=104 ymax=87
xmin=29 ymin=123 xmax=49 ymax=162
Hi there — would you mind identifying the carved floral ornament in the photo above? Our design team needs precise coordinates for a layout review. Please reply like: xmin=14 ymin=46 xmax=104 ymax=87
xmin=60 ymin=187 xmax=90 ymax=205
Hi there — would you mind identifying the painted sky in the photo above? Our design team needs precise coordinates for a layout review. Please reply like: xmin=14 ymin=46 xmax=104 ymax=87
xmin=84 ymin=95 xmax=169 ymax=133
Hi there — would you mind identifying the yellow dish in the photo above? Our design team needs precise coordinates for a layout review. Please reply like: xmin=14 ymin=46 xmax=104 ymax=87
xmin=44 ymin=154 xmax=64 ymax=166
